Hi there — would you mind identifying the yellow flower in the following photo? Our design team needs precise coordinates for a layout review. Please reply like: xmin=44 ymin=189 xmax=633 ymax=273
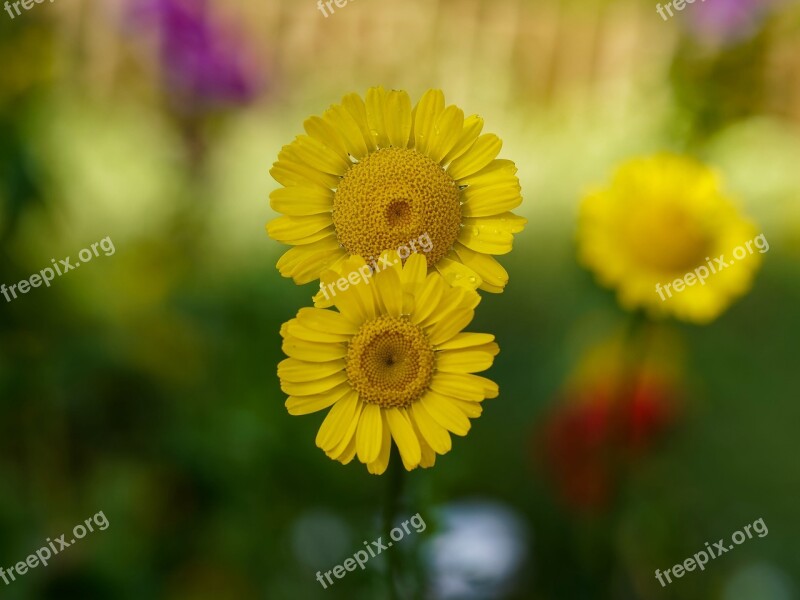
xmin=578 ymin=154 xmax=762 ymax=324
xmin=267 ymin=87 xmax=526 ymax=294
xmin=278 ymin=251 xmax=500 ymax=474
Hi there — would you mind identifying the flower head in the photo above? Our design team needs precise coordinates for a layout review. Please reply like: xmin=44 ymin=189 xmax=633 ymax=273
xmin=578 ymin=154 xmax=761 ymax=323
xmin=279 ymin=252 xmax=500 ymax=474
xmin=267 ymin=87 xmax=526 ymax=294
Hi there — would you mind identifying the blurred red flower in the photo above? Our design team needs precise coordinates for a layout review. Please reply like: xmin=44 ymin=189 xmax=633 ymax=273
xmin=536 ymin=332 xmax=682 ymax=514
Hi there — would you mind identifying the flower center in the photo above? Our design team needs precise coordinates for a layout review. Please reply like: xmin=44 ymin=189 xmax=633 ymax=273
xmin=624 ymin=201 xmax=712 ymax=273
xmin=333 ymin=148 xmax=461 ymax=267
xmin=345 ymin=316 xmax=435 ymax=408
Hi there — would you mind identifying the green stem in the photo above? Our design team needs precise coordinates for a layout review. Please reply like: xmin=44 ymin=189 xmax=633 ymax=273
xmin=384 ymin=447 xmax=404 ymax=600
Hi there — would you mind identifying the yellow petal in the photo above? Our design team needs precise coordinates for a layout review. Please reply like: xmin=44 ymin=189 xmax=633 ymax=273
xmin=410 ymin=273 xmax=446 ymax=325
xmin=286 ymin=383 xmax=351 ymax=416
xmin=365 ymin=86 xmax=391 ymax=148
xmin=453 ymin=243 xmax=510 ymax=288
xmin=282 ymin=337 xmax=346 ymax=362
xmin=442 ymin=114 xmax=484 ymax=165
xmin=269 ymin=185 xmax=334 ymax=216
xmin=290 ymin=135 xmax=351 ymax=176
xmin=304 ymin=115 xmax=350 ymax=163
xmin=342 ymin=92 xmax=377 ymax=153
xmin=326 ymin=399 xmax=363 ymax=460
xmin=400 ymin=253 xmax=428 ymax=314
xmin=410 ymin=403 xmax=452 ymax=454
xmin=327 ymin=430 xmax=358 ymax=464
xmin=356 ymin=403 xmax=384 ymax=463
xmin=280 ymin=371 xmax=349 ymax=396
xmin=457 ymin=158 xmax=517 ymax=188
xmin=325 ymin=105 xmax=369 ymax=160
xmin=452 ymin=398 xmax=483 ymax=418
xmin=461 ymin=184 xmax=523 ymax=219
xmin=419 ymin=391 xmax=471 ymax=436
xmin=408 ymin=412 xmax=437 ymax=468
xmin=384 ymin=90 xmax=413 ymax=148
xmin=386 ymin=408 xmax=422 ymax=470
xmin=413 ymin=89 xmax=445 ymax=156
xmin=457 ymin=220 xmax=515 ymax=254
xmin=429 ymin=372 xmax=489 ymax=401
xmin=436 ymin=343 xmax=499 ymax=374
xmin=323 ymin=260 xmax=376 ymax=323
xmin=315 ymin=391 xmax=360 ymax=451
xmin=434 ymin=256 xmax=482 ymax=290
xmin=296 ymin=307 xmax=359 ymax=334
xmin=320 ymin=255 xmax=377 ymax=321
xmin=367 ymin=411 xmax=392 ymax=475
xmin=272 ymin=148 xmax=340 ymax=189
xmin=435 ymin=332 xmax=496 ymax=350
xmin=278 ymin=357 xmax=347 ymax=382
xmin=400 ymin=253 xmax=428 ymax=287
xmin=374 ymin=252 xmax=404 ymax=317
xmin=417 ymin=283 xmax=476 ymax=329
xmin=463 ymin=213 xmax=527 ymax=235
xmin=428 ymin=105 xmax=464 ymax=164
xmin=267 ymin=215 xmax=334 ymax=244
xmin=425 ymin=308 xmax=475 ymax=345
xmin=432 ymin=371 xmax=500 ymax=399
xmin=477 ymin=281 xmax=505 ymax=294
xmin=276 ymin=235 xmax=341 ymax=272
xmin=285 ymin=320 xmax=351 ymax=343
xmin=447 ymin=134 xmax=502 ymax=180
xmin=279 ymin=251 xmax=343 ymax=285
xmin=476 ymin=375 xmax=500 ymax=399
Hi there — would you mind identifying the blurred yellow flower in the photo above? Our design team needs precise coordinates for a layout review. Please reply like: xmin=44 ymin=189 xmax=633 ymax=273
xmin=267 ymin=87 xmax=526 ymax=293
xmin=578 ymin=154 xmax=762 ymax=324
xmin=278 ymin=252 xmax=499 ymax=474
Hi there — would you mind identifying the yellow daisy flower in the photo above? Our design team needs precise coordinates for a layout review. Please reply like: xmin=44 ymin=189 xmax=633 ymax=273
xmin=267 ymin=87 xmax=526 ymax=294
xmin=278 ymin=251 xmax=500 ymax=474
xmin=578 ymin=153 xmax=762 ymax=324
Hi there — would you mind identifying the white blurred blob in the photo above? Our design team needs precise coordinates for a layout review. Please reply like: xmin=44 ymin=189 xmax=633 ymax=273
xmin=425 ymin=500 xmax=528 ymax=600
xmin=289 ymin=509 xmax=352 ymax=570
xmin=723 ymin=562 xmax=795 ymax=600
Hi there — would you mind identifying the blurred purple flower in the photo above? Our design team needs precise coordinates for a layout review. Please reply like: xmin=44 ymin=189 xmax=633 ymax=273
xmin=685 ymin=0 xmax=782 ymax=45
xmin=129 ymin=0 xmax=262 ymax=111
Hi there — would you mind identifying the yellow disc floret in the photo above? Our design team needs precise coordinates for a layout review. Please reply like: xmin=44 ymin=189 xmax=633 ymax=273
xmin=333 ymin=148 xmax=461 ymax=266
xmin=623 ymin=200 xmax=713 ymax=272
xmin=345 ymin=315 xmax=435 ymax=408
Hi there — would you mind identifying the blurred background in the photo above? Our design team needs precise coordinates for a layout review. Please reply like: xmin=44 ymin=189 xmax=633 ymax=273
xmin=1 ymin=0 xmax=799 ymax=598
